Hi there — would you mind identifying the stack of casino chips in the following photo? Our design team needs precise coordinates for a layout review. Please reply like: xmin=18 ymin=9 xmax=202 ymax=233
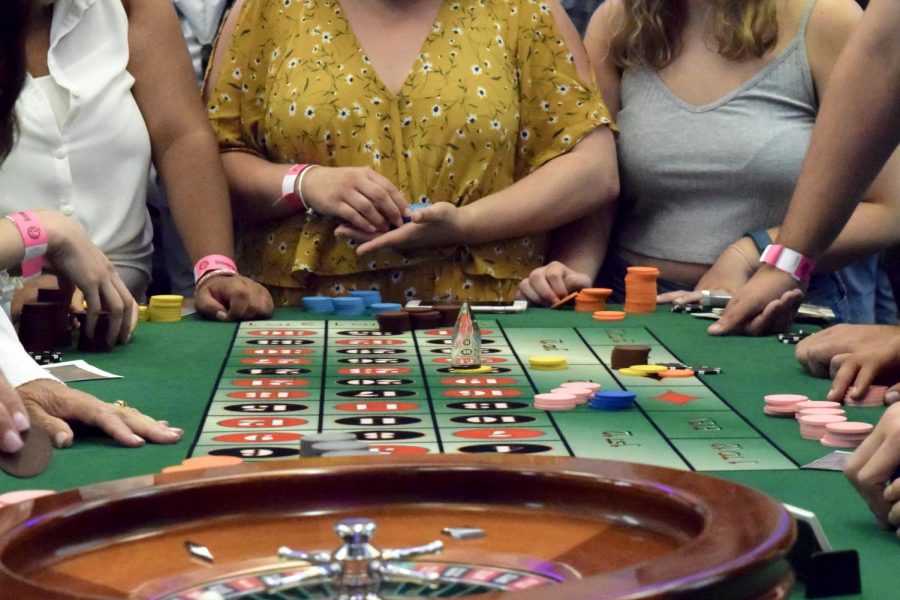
xmin=403 ymin=307 xmax=442 ymax=330
xmin=623 ymin=266 xmax=659 ymax=314
xmin=589 ymin=390 xmax=636 ymax=411
xmin=349 ymin=290 xmax=382 ymax=308
xmin=573 ymin=288 xmax=612 ymax=312
xmin=610 ymin=345 xmax=651 ymax=369
xmin=137 ymin=305 xmax=149 ymax=322
xmin=332 ymin=296 xmax=366 ymax=317
xmin=369 ymin=302 xmax=402 ymax=315
xmin=762 ymin=394 xmax=808 ymax=417
xmin=798 ymin=414 xmax=847 ymax=440
xmin=300 ymin=432 xmax=373 ymax=457
xmin=534 ymin=392 xmax=578 ymax=411
xmin=376 ymin=311 xmax=411 ymax=334
xmin=618 ymin=364 xmax=668 ymax=378
xmin=302 ymin=296 xmax=335 ymax=313
xmin=148 ymin=295 xmax=184 ymax=322
xmin=550 ymin=387 xmax=590 ymax=404
xmin=75 ymin=311 xmax=113 ymax=352
xmin=844 ymin=385 xmax=888 ymax=407
xmin=432 ymin=304 xmax=462 ymax=327
xmin=18 ymin=302 xmax=60 ymax=353
xmin=820 ymin=422 xmax=874 ymax=448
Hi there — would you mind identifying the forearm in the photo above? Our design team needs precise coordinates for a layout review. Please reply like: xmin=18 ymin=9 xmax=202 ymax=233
xmin=155 ymin=128 xmax=236 ymax=263
xmin=459 ymin=127 xmax=618 ymax=246
xmin=220 ymin=151 xmax=295 ymax=226
xmin=777 ymin=0 xmax=900 ymax=257
xmin=545 ymin=206 xmax=615 ymax=279
xmin=0 ymin=220 xmax=27 ymax=273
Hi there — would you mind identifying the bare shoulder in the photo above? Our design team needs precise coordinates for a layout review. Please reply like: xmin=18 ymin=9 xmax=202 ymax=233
xmin=804 ymin=0 xmax=863 ymax=92
xmin=544 ymin=0 xmax=594 ymax=83
xmin=585 ymin=0 xmax=623 ymax=44
xmin=204 ymin=0 xmax=246 ymax=102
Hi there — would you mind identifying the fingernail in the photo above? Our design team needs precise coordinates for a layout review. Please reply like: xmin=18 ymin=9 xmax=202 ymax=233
xmin=12 ymin=411 xmax=29 ymax=432
xmin=826 ymin=388 xmax=835 ymax=400
xmin=886 ymin=391 xmax=899 ymax=405
xmin=216 ymin=311 xmax=228 ymax=321
xmin=131 ymin=434 xmax=145 ymax=446
xmin=55 ymin=431 xmax=69 ymax=448
xmin=849 ymin=386 xmax=857 ymax=398
xmin=2 ymin=430 xmax=23 ymax=453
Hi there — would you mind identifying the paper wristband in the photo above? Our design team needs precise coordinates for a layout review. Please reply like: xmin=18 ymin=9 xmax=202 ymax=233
xmin=193 ymin=254 xmax=238 ymax=283
xmin=6 ymin=211 xmax=48 ymax=279
xmin=759 ymin=245 xmax=816 ymax=283
xmin=280 ymin=164 xmax=309 ymax=212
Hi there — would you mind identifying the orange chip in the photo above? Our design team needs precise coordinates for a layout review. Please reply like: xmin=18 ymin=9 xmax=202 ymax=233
xmin=626 ymin=266 xmax=661 ymax=276
xmin=162 ymin=455 xmax=244 ymax=473
xmin=593 ymin=310 xmax=626 ymax=321
xmin=578 ymin=288 xmax=613 ymax=298
xmin=658 ymin=368 xmax=695 ymax=378
xmin=550 ymin=291 xmax=579 ymax=309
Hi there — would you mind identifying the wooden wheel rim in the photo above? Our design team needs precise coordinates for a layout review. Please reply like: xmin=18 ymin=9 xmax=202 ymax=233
xmin=0 ymin=455 xmax=795 ymax=599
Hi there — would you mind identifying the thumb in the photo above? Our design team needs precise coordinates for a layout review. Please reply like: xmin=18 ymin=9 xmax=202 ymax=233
xmin=28 ymin=407 xmax=74 ymax=448
xmin=195 ymin=286 xmax=229 ymax=321
xmin=885 ymin=383 xmax=900 ymax=405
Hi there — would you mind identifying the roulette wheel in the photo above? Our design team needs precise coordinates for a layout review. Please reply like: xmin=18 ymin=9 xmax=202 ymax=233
xmin=0 ymin=455 xmax=795 ymax=599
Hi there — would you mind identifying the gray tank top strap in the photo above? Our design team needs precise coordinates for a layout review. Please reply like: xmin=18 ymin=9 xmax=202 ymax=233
xmin=799 ymin=0 xmax=819 ymax=34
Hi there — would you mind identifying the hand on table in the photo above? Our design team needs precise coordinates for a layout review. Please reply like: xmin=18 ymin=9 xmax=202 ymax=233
xmin=707 ymin=267 xmax=805 ymax=336
xmin=844 ymin=403 xmax=900 ymax=533
xmin=516 ymin=261 xmax=592 ymax=306
xmin=656 ymin=240 xmax=757 ymax=305
xmin=195 ymin=274 xmax=274 ymax=322
xmin=304 ymin=166 xmax=409 ymax=232
xmin=15 ymin=379 xmax=183 ymax=449
xmin=795 ymin=324 xmax=900 ymax=378
xmin=336 ymin=202 xmax=466 ymax=255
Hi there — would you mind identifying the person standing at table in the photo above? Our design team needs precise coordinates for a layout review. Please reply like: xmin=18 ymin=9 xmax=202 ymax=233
xmin=0 ymin=0 xmax=182 ymax=455
xmin=712 ymin=0 xmax=900 ymax=335
xmin=518 ymin=0 xmax=900 ymax=323
xmin=0 ymin=0 xmax=273 ymax=325
xmin=205 ymin=0 xmax=619 ymax=305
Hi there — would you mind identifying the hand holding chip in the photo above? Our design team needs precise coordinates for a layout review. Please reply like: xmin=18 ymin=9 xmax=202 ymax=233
xmin=795 ymin=324 xmax=899 ymax=379
xmin=336 ymin=201 xmax=466 ymax=255
xmin=817 ymin=328 xmax=900 ymax=404
xmin=303 ymin=166 xmax=409 ymax=232
xmin=516 ymin=261 xmax=592 ymax=306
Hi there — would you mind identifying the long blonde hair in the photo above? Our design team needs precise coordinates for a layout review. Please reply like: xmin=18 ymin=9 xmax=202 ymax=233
xmin=610 ymin=0 xmax=779 ymax=69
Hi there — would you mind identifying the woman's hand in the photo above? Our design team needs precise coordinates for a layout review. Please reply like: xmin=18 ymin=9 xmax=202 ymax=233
xmin=335 ymin=202 xmax=466 ymax=255
xmin=517 ymin=261 xmax=592 ymax=306
xmin=39 ymin=210 xmax=136 ymax=347
xmin=16 ymin=379 xmax=183 ymax=449
xmin=304 ymin=166 xmax=409 ymax=232
xmin=844 ymin=403 xmax=900 ymax=531
xmin=656 ymin=239 xmax=757 ymax=305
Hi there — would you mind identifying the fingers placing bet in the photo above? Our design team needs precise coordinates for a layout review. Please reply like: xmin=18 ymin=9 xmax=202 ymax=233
xmin=844 ymin=403 xmax=900 ymax=528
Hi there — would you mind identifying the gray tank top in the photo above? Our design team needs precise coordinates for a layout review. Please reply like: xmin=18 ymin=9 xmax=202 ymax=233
xmin=615 ymin=0 xmax=818 ymax=264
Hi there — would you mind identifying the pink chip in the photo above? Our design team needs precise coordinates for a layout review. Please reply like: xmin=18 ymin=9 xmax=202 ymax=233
xmin=764 ymin=394 xmax=808 ymax=406
xmin=560 ymin=381 xmax=601 ymax=392
xmin=795 ymin=400 xmax=841 ymax=411
xmin=798 ymin=414 xmax=847 ymax=426
xmin=825 ymin=421 xmax=874 ymax=435
xmin=796 ymin=408 xmax=846 ymax=420
xmin=551 ymin=387 xmax=591 ymax=403
xmin=534 ymin=393 xmax=577 ymax=403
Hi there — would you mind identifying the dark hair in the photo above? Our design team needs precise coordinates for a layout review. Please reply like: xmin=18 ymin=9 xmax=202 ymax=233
xmin=0 ymin=0 xmax=33 ymax=161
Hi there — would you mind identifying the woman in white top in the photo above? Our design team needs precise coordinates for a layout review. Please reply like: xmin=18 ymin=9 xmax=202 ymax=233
xmin=0 ymin=0 xmax=182 ymax=455
xmin=3 ymin=0 xmax=273 ymax=322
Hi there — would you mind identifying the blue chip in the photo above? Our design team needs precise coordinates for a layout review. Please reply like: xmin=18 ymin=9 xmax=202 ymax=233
xmin=369 ymin=302 xmax=402 ymax=314
xmin=302 ymin=296 xmax=334 ymax=314
xmin=350 ymin=290 xmax=383 ymax=306
xmin=588 ymin=390 xmax=637 ymax=411
xmin=332 ymin=296 xmax=366 ymax=316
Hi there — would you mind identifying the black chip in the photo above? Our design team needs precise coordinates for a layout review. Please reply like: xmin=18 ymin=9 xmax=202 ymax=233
xmin=660 ymin=362 xmax=689 ymax=370
xmin=28 ymin=351 xmax=62 ymax=366
xmin=681 ymin=303 xmax=706 ymax=313
xmin=779 ymin=335 xmax=803 ymax=344
xmin=695 ymin=366 xmax=722 ymax=375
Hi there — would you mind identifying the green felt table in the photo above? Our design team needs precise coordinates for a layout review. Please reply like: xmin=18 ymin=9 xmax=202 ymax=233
xmin=1 ymin=307 xmax=897 ymax=599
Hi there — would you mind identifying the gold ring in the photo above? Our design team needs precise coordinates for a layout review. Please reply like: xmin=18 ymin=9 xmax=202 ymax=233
xmin=113 ymin=400 xmax=128 ymax=409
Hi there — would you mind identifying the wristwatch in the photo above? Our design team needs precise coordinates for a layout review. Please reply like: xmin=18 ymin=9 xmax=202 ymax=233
xmin=759 ymin=244 xmax=816 ymax=283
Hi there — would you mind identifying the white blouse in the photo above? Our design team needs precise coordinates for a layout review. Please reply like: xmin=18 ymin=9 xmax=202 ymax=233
xmin=0 ymin=0 xmax=154 ymax=278
xmin=0 ymin=310 xmax=59 ymax=389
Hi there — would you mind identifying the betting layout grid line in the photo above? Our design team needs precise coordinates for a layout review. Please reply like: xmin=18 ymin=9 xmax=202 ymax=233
xmin=190 ymin=321 xmax=796 ymax=471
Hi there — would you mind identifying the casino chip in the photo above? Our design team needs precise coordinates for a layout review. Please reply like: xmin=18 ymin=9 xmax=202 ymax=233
xmin=28 ymin=351 xmax=62 ymax=366
xmin=672 ymin=303 xmax=705 ymax=313
xmin=777 ymin=330 xmax=811 ymax=344
xmin=694 ymin=366 xmax=722 ymax=375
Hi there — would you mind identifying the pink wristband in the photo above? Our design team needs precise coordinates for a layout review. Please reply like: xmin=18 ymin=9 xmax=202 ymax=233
xmin=6 ymin=211 xmax=47 ymax=280
xmin=759 ymin=244 xmax=816 ymax=283
xmin=281 ymin=164 xmax=308 ymax=212
xmin=193 ymin=254 xmax=238 ymax=283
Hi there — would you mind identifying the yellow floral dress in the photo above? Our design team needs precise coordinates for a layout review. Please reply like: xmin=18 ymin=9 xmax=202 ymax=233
xmin=208 ymin=0 xmax=613 ymax=305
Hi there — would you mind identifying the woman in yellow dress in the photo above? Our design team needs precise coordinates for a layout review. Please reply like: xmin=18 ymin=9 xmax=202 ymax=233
xmin=206 ymin=0 xmax=618 ymax=304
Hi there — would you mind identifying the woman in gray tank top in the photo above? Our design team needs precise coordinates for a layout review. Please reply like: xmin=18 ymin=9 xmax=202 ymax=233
xmin=518 ymin=0 xmax=900 ymax=325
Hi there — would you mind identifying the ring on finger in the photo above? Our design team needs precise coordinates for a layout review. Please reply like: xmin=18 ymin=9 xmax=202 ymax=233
xmin=113 ymin=400 xmax=128 ymax=408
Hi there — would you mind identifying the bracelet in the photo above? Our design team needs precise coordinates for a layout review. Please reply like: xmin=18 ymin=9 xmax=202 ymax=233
xmin=193 ymin=254 xmax=238 ymax=284
xmin=278 ymin=164 xmax=317 ymax=215
xmin=6 ymin=211 xmax=47 ymax=280
xmin=728 ymin=244 xmax=755 ymax=271
xmin=744 ymin=230 xmax=773 ymax=254
xmin=195 ymin=268 xmax=238 ymax=290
